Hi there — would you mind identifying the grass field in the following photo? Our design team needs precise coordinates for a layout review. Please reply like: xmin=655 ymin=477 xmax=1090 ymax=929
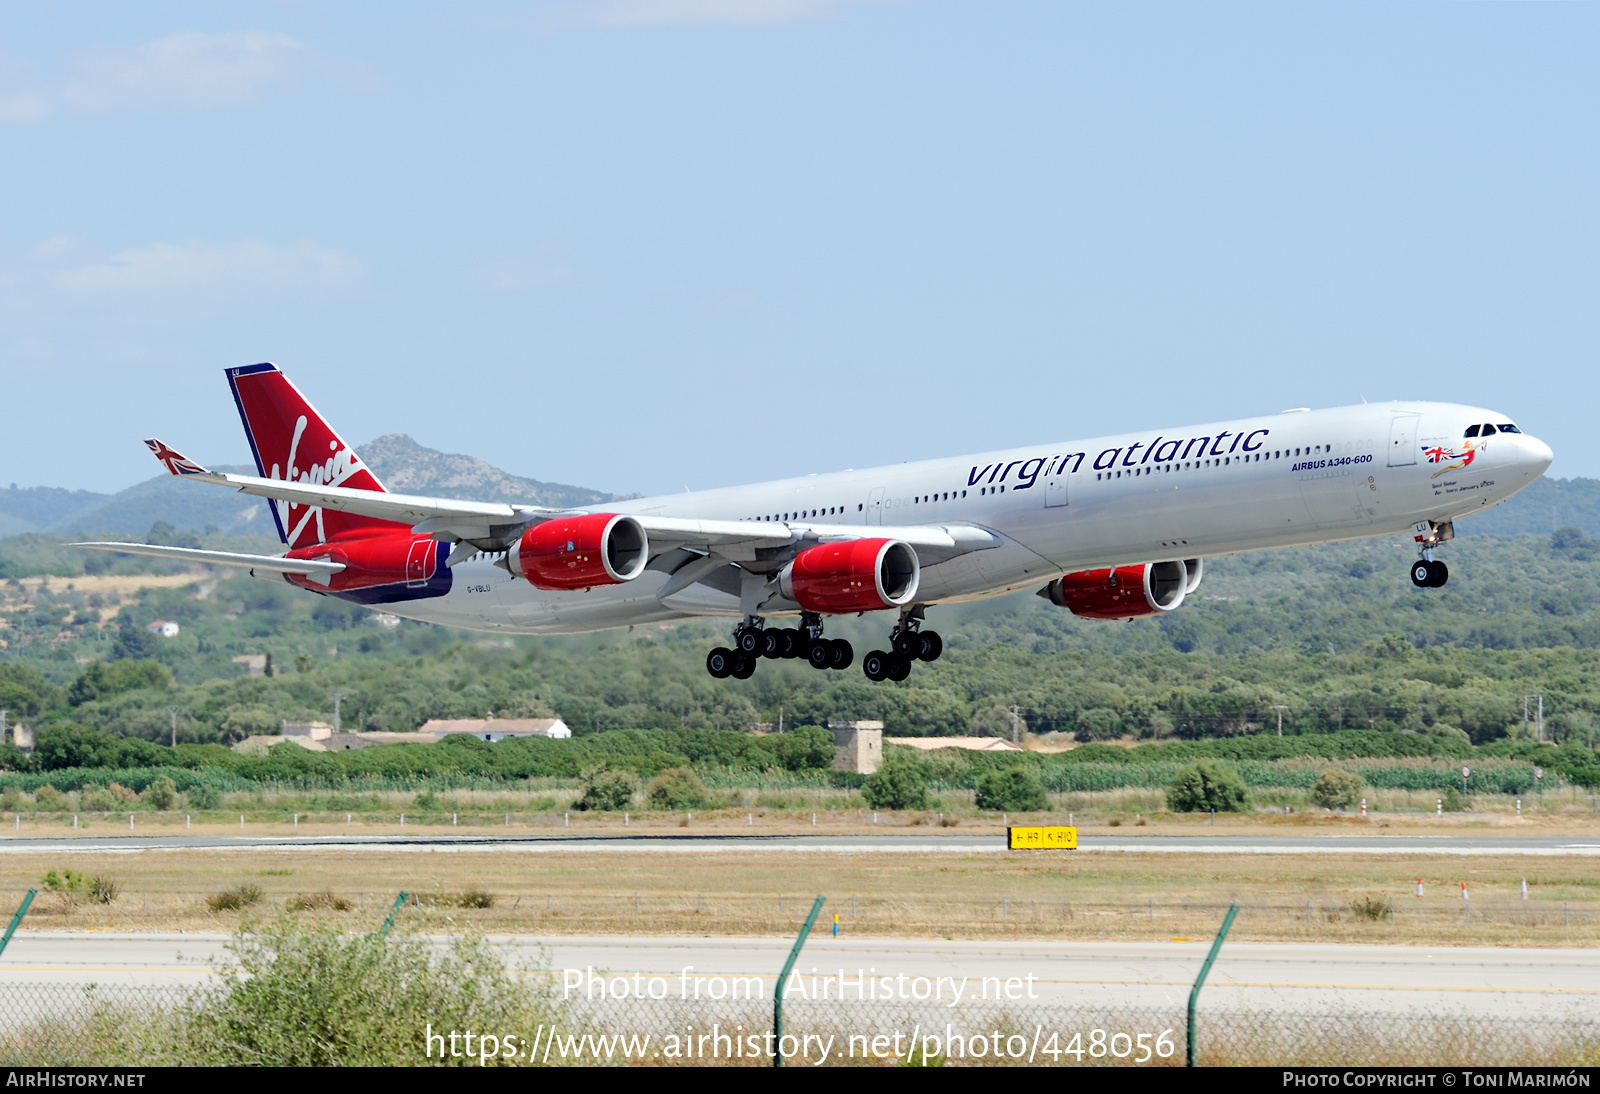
xmin=4 ymin=841 xmax=1597 ymax=944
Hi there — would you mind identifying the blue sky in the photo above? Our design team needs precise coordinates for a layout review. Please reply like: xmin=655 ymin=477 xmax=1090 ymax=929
xmin=2 ymin=1 xmax=1596 ymax=496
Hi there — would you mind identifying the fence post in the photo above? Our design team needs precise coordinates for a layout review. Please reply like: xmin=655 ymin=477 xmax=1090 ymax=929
xmin=0 ymin=890 xmax=35 ymax=960
xmin=378 ymin=891 xmax=409 ymax=939
xmin=1187 ymin=903 xmax=1239 ymax=1067
xmin=774 ymin=895 xmax=826 ymax=1069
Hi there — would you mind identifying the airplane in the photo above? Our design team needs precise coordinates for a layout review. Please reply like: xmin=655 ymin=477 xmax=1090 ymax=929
xmin=77 ymin=363 xmax=1554 ymax=682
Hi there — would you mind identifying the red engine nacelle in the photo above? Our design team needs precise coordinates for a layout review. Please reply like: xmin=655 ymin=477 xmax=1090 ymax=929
xmin=287 ymin=533 xmax=441 ymax=592
xmin=1040 ymin=559 xmax=1199 ymax=620
xmin=510 ymin=513 xmax=649 ymax=591
xmin=778 ymin=538 xmax=920 ymax=614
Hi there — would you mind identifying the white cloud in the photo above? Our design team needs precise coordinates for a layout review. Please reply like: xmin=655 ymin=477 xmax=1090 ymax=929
xmin=554 ymin=0 xmax=864 ymax=28
xmin=48 ymin=239 xmax=362 ymax=295
xmin=0 ymin=31 xmax=307 ymax=123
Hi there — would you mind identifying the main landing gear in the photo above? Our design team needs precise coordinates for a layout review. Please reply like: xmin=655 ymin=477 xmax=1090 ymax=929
xmin=705 ymin=613 xmax=854 ymax=679
xmin=1410 ymin=520 xmax=1453 ymax=589
xmin=861 ymin=609 xmax=943 ymax=683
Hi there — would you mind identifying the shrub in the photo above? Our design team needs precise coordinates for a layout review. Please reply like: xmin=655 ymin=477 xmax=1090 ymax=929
xmin=43 ymin=869 xmax=117 ymax=904
xmin=572 ymin=766 xmax=635 ymax=812
xmin=187 ymin=784 xmax=222 ymax=811
xmin=169 ymin=919 xmax=557 ymax=1065
xmin=974 ymin=767 xmax=1048 ymax=812
xmin=287 ymin=892 xmax=352 ymax=912
xmin=207 ymin=886 xmax=264 ymax=912
xmin=142 ymin=777 xmax=178 ymax=811
xmin=107 ymin=783 xmax=137 ymax=805
xmin=1310 ymin=768 xmax=1364 ymax=811
xmin=645 ymin=767 xmax=710 ymax=811
xmin=1164 ymin=760 xmax=1249 ymax=813
xmin=862 ymin=760 xmax=929 ymax=810
xmin=1350 ymin=896 xmax=1392 ymax=921
xmin=1441 ymin=786 xmax=1465 ymax=812
xmin=79 ymin=786 xmax=114 ymax=812
xmin=34 ymin=785 xmax=65 ymax=809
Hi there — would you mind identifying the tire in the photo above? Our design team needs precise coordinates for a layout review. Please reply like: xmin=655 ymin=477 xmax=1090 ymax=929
xmin=892 ymin=631 xmax=919 ymax=657
xmin=731 ymin=653 xmax=757 ymax=679
xmin=807 ymin=641 xmax=832 ymax=670
xmin=1410 ymin=561 xmax=1433 ymax=588
xmin=829 ymin=638 xmax=854 ymax=670
xmin=737 ymin=629 xmax=763 ymax=655
xmin=762 ymin=630 xmax=784 ymax=658
xmin=862 ymin=650 xmax=890 ymax=681
xmin=917 ymin=631 xmax=943 ymax=662
xmin=779 ymin=629 xmax=799 ymax=658
xmin=886 ymin=654 xmax=912 ymax=682
xmin=706 ymin=648 xmax=734 ymax=678
xmin=1429 ymin=561 xmax=1449 ymax=588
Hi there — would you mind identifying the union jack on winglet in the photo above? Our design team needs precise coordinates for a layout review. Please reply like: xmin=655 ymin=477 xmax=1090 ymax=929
xmin=143 ymin=439 xmax=209 ymax=477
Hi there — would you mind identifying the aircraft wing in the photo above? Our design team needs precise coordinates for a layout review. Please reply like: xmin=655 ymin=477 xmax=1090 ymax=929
xmin=70 ymin=542 xmax=345 ymax=575
xmin=140 ymin=438 xmax=1002 ymax=562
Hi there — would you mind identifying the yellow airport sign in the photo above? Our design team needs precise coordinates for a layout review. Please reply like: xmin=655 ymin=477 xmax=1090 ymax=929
xmin=1007 ymin=825 xmax=1078 ymax=850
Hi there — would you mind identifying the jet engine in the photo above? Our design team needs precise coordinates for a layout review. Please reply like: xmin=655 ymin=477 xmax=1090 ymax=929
xmin=778 ymin=538 xmax=920 ymax=614
xmin=1039 ymin=559 xmax=1201 ymax=620
xmin=510 ymin=513 xmax=649 ymax=590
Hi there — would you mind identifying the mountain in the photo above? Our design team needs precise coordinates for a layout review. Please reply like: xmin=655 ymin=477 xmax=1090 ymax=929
xmin=0 ymin=436 xmax=628 ymax=538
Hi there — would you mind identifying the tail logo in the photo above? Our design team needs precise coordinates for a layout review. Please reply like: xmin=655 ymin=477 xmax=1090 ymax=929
xmin=271 ymin=415 xmax=369 ymax=545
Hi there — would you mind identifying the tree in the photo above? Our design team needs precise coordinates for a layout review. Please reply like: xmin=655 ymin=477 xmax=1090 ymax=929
xmin=572 ymin=766 xmax=635 ymax=811
xmin=1165 ymin=760 xmax=1249 ymax=813
xmin=974 ymin=767 xmax=1048 ymax=811
xmin=1310 ymin=768 xmax=1364 ymax=810
xmin=862 ymin=759 xmax=928 ymax=810
xmin=645 ymin=767 xmax=710 ymax=810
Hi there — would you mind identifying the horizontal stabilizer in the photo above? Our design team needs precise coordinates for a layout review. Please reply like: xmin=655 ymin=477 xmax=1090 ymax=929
xmin=70 ymin=542 xmax=346 ymax=575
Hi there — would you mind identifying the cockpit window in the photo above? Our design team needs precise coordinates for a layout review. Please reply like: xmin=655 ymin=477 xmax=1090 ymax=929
xmin=1463 ymin=424 xmax=1480 ymax=438
xmin=1480 ymin=424 xmax=1497 ymax=436
xmin=1497 ymin=423 xmax=1521 ymax=434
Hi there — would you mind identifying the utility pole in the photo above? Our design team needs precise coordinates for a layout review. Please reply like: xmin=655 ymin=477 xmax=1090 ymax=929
xmin=1009 ymin=705 xmax=1023 ymax=745
xmin=168 ymin=707 xmax=178 ymax=748
xmin=333 ymin=694 xmax=342 ymax=733
xmin=1274 ymin=705 xmax=1287 ymax=738
xmin=1524 ymin=696 xmax=1545 ymax=743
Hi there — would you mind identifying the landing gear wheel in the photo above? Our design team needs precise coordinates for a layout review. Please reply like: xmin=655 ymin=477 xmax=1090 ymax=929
xmin=736 ymin=629 xmax=763 ymax=655
xmin=807 ymin=641 xmax=832 ymax=670
xmin=762 ymin=630 xmax=784 ymax=658
xmin=731 ymin=653 xmax=756 ymax=679
xmin=829 ymin=639 xmax=854 ymax=670
xmin=1410 ymin=561 xmax=1433 ymax=588
xmin=1429 ymin=561 xmax=1449 ymax=588
xmin=707 ymin=647 xmax=734 ymax=678
xmin=916 ymin=631 xmax=943 ymax=662
xmin=886 ymin=654 xmax=912 ymax=682
xmin=862 ymin=650 xmax=890 ymax=682
xmin=892 ymin=631 xmax=920 ymax=658
xmin=779 ymin=629 xmax=800 ymax=658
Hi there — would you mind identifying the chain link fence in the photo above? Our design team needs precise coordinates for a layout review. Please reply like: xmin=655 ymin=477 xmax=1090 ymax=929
xmin=0 ymin=982 xmax=1594 ymax=1066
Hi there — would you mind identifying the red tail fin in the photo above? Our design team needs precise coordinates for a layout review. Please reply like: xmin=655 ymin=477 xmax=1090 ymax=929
xmin=226 ymin=363 xmax=407 ymax=548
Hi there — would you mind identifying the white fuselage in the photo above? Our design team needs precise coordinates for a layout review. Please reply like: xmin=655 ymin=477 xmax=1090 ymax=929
xmin=373 ymin=402 xmax=1553 ymax=635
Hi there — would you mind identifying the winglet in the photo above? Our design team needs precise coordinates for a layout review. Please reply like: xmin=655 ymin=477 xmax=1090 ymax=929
xmin=143 ymin=439 xmax=210 ymax=477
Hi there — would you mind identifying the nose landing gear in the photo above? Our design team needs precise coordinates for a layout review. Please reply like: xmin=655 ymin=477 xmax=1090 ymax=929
xmin=1410 ymin=520 xmax=1453 ymax=588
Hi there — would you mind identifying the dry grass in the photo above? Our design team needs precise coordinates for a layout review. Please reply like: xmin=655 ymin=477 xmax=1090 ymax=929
xmin=1 ymin=846 xmax=1597 ymax=944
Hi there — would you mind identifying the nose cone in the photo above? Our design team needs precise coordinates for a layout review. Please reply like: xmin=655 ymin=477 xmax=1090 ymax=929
xmin=1521 ymin=435 xmax=1554 ymax=477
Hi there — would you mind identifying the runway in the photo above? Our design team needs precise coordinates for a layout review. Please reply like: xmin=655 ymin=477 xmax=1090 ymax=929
xmin=0 ymin=832 xmax=1597 ymax=855
xmin=2 ymin=932 xmax=1591 ymax=1018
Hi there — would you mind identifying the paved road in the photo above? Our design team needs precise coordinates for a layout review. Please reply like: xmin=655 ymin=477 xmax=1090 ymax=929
xmin=0 ymin=832 xmax=1597 ymax=855
xmin=1 ymin=932 xmax=1590 ymax=1017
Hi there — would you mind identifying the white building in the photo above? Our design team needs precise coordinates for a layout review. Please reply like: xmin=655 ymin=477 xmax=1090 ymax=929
xmin=419 ymin=717 xmax=571 ymax=741
xmin=146 ymin=620 xmax=180 ymax=638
